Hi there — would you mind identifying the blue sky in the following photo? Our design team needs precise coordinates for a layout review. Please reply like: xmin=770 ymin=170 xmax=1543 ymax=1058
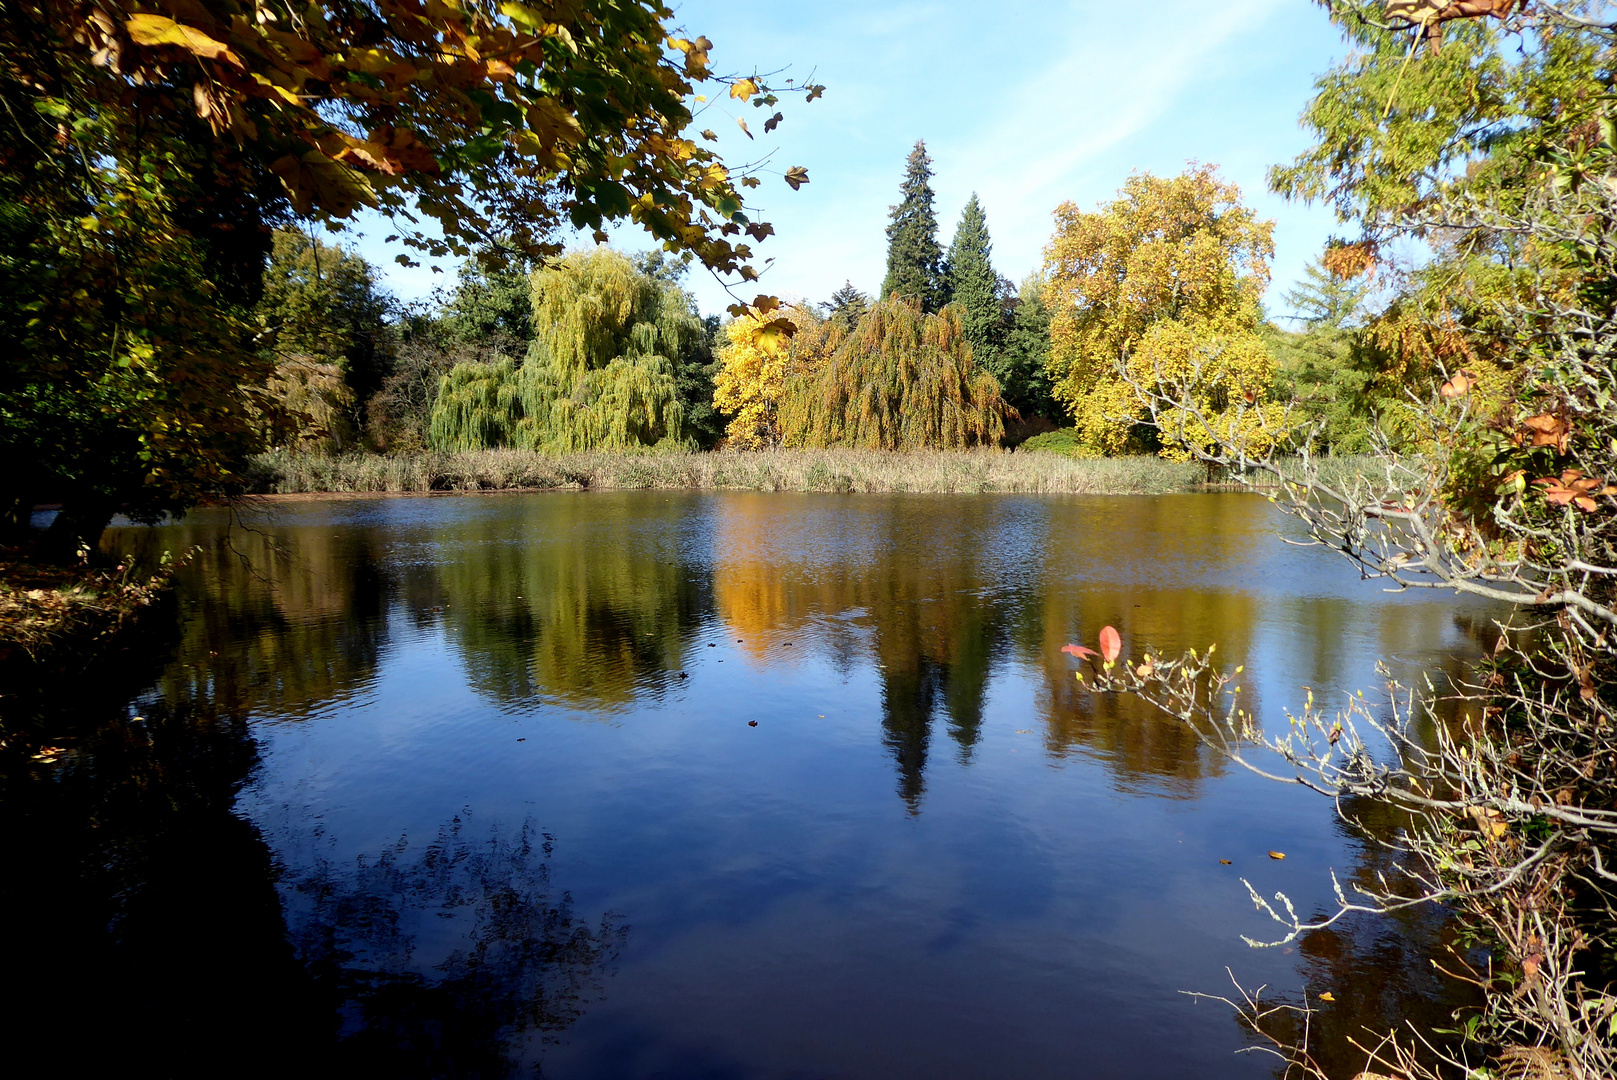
xmin=351 ymin=0 xmax=1353 ymax=322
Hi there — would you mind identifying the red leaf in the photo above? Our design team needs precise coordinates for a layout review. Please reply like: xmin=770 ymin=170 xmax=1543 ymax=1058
xmin=1099 ymin=626 xmax=1121 ymax=665
xmin=1062 ymin=643 xmax=1099 ymax=661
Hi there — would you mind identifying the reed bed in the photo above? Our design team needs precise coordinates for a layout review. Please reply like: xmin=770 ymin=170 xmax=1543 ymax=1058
xmin=246 ymin=448 xmax=1206 ymax=496
xmin=245 ymin=449 xmax=1390 ymax=498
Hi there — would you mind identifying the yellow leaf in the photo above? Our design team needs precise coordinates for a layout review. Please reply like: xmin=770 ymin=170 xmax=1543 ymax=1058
xmin=736 ymin=117 xmax=751 ymax=139
xmin=125 ymin=14 xmax=243 ymax=67
xmin=498 ymin=3 xmax=545 ymax=30
xmin=1318 ymin=992 xmax=1335 ymax=1002
xmin=729 ymin=78 xmax=758 ymax=101
xmin=1268 ymin=850 xmax=1286 ymax=860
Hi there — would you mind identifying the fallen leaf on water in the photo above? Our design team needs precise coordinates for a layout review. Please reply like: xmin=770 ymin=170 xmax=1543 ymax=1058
xmin=1015 ymin=729 xmax=1032 ymax=734
xmin=1318 ymin=992 xmax=1335 ymax=1002
xmin=1269 ymin=851 xmax=1287 ymax=860
xmin=1219 ymin=859 xmax=1232 ymax=865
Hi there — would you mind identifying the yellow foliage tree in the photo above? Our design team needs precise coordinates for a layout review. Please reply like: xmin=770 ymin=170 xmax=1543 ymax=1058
xmin=712 ymin=305 xmax=827 ymax=448
xmin=778 ymin=300 xmax=1009 ymax=450
xmin=1043 ymin=166 xmax=1280 ymax=458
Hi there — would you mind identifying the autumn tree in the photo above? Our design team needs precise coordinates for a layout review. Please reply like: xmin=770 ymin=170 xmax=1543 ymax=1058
xmin=2 ymin=0 xmax=818 ymax=547
xmin=945 ymin=194 xmax=1003 ymax=369
xmin=777 ymin=299 xmax=1010 ymax=450
xmin=1083 ymin=9 xmax=1617 ymax=1079
xmin=430 ymin=249 xmax=706 ymax=452
xmin=712 ymin=304 xmax=826 ymax=448
xmin=1043 ymin=166 xmax=1279 ymax=458
xmin=881 ymin=141 xmax=947 ymax=312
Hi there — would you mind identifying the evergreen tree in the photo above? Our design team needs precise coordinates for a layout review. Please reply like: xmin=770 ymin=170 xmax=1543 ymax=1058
xmin=990 ymin=274 xmax=1057 ymax=423
xmin=945 ymin=194 xmax=1002 ymax=368
xmin=881 ymin=141 xmax=947 ymax=312
xmin=823 ymin=281 xmax=872 ymax=332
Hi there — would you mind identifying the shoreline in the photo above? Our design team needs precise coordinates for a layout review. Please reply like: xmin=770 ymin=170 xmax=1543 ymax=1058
xmin=243 ymin=448 xmax=1210 ymax=498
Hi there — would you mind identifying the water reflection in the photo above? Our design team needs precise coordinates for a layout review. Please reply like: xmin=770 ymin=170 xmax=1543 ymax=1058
xmin=286 ymin=811 xmax=625 ymax=1076
xmin=118 ymin=493 xmax=1497 ymax=810
xmin=21 ymin=490 xmax=1508 ymax=1080
xmin=2 ymin=685 xmax=621 ymax=1079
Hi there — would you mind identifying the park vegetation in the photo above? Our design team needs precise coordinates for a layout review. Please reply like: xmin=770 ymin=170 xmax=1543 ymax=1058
xmin=8 ymin=2 xmax=1613 ymax=1073
xmin=1067 ymin=4 xmax=1617 ymax=1079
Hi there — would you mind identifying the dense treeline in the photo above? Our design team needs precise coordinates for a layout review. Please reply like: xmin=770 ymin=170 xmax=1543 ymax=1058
xmin=1 ymin=0 xmax=1513 ymax=543
xmin=0 ymin=0 xmax=819 ymax=552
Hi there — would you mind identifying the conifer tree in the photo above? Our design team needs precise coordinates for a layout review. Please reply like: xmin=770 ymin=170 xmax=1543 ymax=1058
xmin=989 ymin=274 xmax=1057 ymax=422
xmin=823 ymin=281 xmax=872 ymax=332
xmin=945 ymin=194 xmax=1002 ymax=368
xmin=881 ymin=141 xmax=947 ymax=312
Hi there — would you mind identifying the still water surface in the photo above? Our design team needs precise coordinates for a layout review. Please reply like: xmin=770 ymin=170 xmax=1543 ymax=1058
xmin=13 ymin=492 xmax=1496 ymax=1078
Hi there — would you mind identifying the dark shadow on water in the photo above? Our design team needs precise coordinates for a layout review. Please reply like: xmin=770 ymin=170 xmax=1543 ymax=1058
xmin=1 ymin=680 xmax=620 ymax=1079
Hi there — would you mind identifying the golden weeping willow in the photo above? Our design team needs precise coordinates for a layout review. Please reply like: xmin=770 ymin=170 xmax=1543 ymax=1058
xmin=430 ymin=249 xmax=701 ymax=452
xmin=776 ymin=299 xmax=1010 ymax=450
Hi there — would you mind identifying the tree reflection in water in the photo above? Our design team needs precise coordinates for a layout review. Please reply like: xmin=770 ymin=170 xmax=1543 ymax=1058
xmin=286 ymin=811 xmax=626 ymax=1078
xmin=52 ymin=491 xmax=1517 ymax=1080
xmin=3 ymin=687 xmax=620 ymax=1079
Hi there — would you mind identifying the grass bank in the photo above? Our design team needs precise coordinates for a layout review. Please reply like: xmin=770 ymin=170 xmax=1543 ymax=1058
xmin=246 ymin=448 xmax=1208 ymax=496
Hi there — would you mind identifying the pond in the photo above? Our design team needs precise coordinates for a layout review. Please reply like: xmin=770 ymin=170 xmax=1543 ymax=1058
xmin=6 ymin=491 xmax=1496 ymax=1078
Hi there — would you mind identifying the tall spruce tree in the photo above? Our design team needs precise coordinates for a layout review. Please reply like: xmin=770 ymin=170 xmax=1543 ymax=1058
xmin=881 ymin=141 xmax=947 ymax=312
xmin=945 ymin=193 xmax=1005 ymax=371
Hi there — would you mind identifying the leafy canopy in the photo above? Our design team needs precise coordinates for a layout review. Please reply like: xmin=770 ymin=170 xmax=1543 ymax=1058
xmin=777 ymin=299 xmax=1010 ymax=451
xmin=1270 ymin=1 xmax=1609 ymax=238
xmin=430 ymin=248 xmax=704 ymax=451
xmin=1043 ymin=166 xmax=1279 ymax=458
xmin=44 ymin=0 xmax=820 ymax=278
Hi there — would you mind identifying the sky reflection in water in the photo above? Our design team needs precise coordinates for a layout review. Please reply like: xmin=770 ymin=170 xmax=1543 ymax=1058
xmin=93 ymin=491 xmax=1497 ymax=1079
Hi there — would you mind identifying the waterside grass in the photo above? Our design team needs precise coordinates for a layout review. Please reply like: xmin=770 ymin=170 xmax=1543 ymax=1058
xmin=246 ymin=448 xmax=1207 ymax=497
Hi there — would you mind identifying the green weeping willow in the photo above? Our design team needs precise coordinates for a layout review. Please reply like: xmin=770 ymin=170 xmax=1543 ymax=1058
xmin=430 ymin=249 xmax=701 ymax=452
xmin=777 ymin=299 xmax=1010 ymax=450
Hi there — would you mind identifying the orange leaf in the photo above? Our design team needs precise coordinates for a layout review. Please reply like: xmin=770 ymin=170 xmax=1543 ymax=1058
xmin=1098 ymin=626 xmax=1121 ymax=665
xmin=1062 ymin=643 xmax=1099 ymax=661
